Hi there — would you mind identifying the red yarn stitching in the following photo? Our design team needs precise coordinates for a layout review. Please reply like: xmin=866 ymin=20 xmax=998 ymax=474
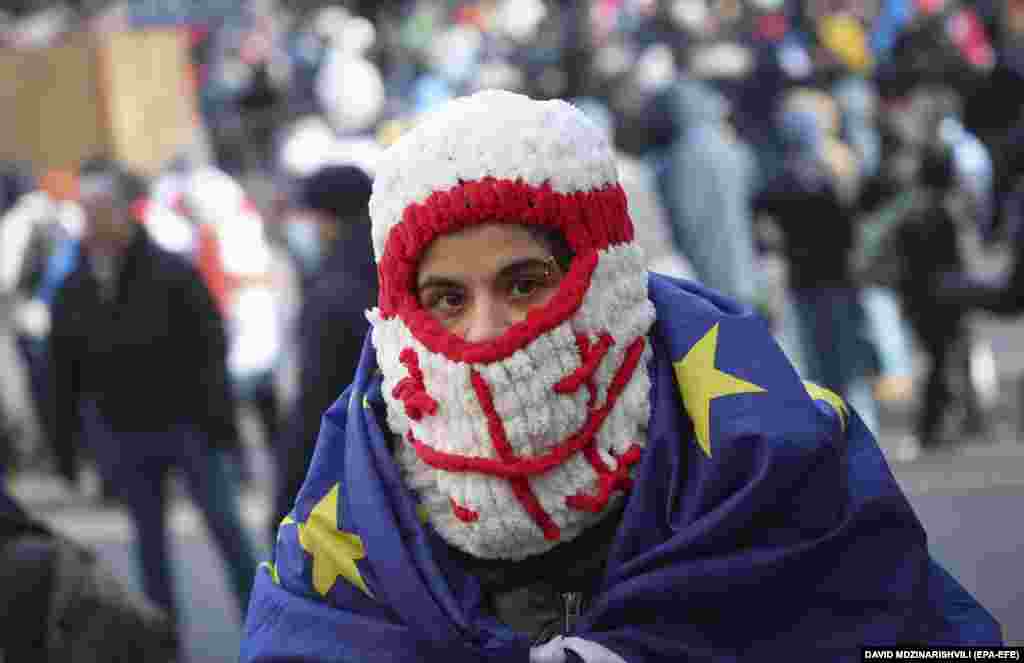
xmin=510 ymin=476 xmax=561 ymax=540
xmin=567 ymin=443 xmax=643 ymax=513
xmin=470 ymin=369 xmax=561 ymax=540
xmin=469 ymin=371 xmax=517 ymax=462
xmin=405 ymin=336 xmax=646 ymax=479
xmin=391 ymin=348 xmax=438 ymax=421
xmin=449 ymin=497 xmax=479 ymax=523
xmin=555 ymin=332 xmax=615 ymax=405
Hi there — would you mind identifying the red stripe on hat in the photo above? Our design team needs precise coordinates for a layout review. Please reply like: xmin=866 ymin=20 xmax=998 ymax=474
xmin=378 ymin=178 xmax=632 ymax=364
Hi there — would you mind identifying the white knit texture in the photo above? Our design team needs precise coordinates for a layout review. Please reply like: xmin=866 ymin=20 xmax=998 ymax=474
xmin=369 ymin=243 xmax=655 ymax=560
xmin=368 ymin=90 xmax=619 ymax=261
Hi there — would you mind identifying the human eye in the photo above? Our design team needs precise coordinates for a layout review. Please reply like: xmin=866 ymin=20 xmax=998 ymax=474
xmin=422 ymin=288 xmax=466 ymax=318
xmin=506 ymin=260 xmax=560 ymax=300
xmin=508 ymin=276 xmax=544 ymax=299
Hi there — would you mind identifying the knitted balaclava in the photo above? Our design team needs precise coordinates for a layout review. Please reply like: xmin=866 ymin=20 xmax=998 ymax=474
xmin=368 ymin=90 xmax=656 ymax=560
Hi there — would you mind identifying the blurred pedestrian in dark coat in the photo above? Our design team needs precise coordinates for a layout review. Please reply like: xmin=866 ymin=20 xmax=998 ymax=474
xmin=46 ymin=157 xmax=260 ymax=631
xmin=753 ymin=106 xmax=879 ymax=433
xmin=272 ymin=164 xmax=377 ymax=541
xmin=894 ymin=147 xmax=989 ymax=455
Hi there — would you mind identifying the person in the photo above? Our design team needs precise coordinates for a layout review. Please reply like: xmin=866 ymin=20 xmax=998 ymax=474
xmin=890 ymin=146 xmax=989 ymax=458
xmin=242 ymin=90 xmax=1000 ymax=662
xmin=0 ymin=169 xmax=83 ymax=470
xmin=0 ymin=484 xmax=178 ymax=661
xmin=271 ymin=164 xmax=378 ymax=543
xmin=46 ymin=157 xmax=262 ymax=632
xmin=647 ymin=76 xmax=763 ymax=311
xmin=179 ymin=166 xmax=287 ymax=459
xmin=752 ymin=105 xmax=879 ymax=435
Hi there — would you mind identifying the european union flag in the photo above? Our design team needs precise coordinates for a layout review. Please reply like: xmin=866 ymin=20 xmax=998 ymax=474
xmin=242 ymin=274 xmax=1001 ymax=662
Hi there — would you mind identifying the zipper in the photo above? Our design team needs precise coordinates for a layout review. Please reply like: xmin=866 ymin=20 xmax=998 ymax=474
xmin=561 ymin=592 xmax=584 ymax=634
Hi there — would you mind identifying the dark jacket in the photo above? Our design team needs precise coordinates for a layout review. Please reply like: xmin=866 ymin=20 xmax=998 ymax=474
xmin=896 ymin=191 xmax=965 ymax=317
xmin=753 ymin=157 xmax=856 ymax=290
xmin=275 ymin=225 xmax=379 ymax=525
xmin=48 ymin=227 xmax=241 ymax=480
xmin=0 ymin=487 xmax=177 ymax=661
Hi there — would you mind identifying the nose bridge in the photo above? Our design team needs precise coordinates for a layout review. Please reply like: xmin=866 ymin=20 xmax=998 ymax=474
xmin=463 ymin=288 xmax=513 ymax=342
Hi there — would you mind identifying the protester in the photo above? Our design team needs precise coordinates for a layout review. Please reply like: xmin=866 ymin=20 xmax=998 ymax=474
xmin=0 ymin=169 xmax=85 ymax=472
xmin=271 ymin=163 xmax=378 ymax=543
xmin=890 ymin=146 xmax=991 ymax=459
xmin=47 ymin=157 xmax=261 ymax=634
xmin=0 ymin=485 xmax=178 ymax=661
xmin=647 ymin=76 xmax=763 ymax=310
xmin=180 ymin=166 xmax=287 ymax=457
xmin=242 ymin=91 xmax=1000 ymax=662
xmin=753 ymin=103 xmax=879 ymax=435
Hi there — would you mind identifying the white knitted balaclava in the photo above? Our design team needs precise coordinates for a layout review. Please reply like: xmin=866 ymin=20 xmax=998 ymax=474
xmin=368 ymin=90 xmax=656 ymax=560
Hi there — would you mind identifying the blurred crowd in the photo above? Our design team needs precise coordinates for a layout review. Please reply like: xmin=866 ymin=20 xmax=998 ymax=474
xmin=1 ymin=0 xmax=1024 ymax=654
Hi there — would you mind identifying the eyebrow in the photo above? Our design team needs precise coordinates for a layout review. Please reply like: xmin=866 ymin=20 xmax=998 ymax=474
xmin=416 ymin=257 xmax=553 ymax=293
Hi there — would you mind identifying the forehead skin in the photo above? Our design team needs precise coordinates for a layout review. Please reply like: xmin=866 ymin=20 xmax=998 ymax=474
xmin=416 ymin=224 xmax=552 ymax=288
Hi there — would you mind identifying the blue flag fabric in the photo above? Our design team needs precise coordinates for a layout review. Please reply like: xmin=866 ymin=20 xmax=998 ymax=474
xmin=242 ymin=274 xmax=1001 ymax=662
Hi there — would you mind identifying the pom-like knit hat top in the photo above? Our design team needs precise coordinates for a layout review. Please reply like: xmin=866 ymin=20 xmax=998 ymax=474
xmin=369 ymin=89 xmax=623 ymax=263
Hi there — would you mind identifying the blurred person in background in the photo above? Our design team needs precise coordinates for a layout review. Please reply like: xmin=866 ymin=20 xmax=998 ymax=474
xmin=46 ymin=156 xmax=261 ymax=636
xmin=930 ymin=175 xmax=1024 ymax=434
xmin=200 ymin=0 xmax=292 ymax=175
xmin=572 ymin=95 xmax=693 ymax=281
xmin=833 ymin=77 xmax=918 ymax=407
xmin=179 ymin=165 xmax=287 ymax=462
xmin=0 ymin=162 xmax=43 ymax=467
xmin=646 ymin=71 xmax=764 ymax=312
xmin=964 ymin=0 xmax=1024 ymax=241
xmin=0 ymin=161 xmax=37 ymax=471
xmin=0 ymin=483 xmax=179 ymax=661
xmin=0 ymin=166 xmax=85 ymax=473
xmin=861 ymin=70 xmax=995 ymax=456
xmin=887 ymin=145 xmax=990 ymax=460
xmin=274 ymin=6 xmax=384 ymax=286
xmin=271 ymin=163 xmax=377 ymax=544
xmin=311 ymin=8 xmax=384 ymax=144
xmin=779 ymin=86 xmax=916 ymax=411
xmin=781 ymin=88 xmax=861 ymax=206
xmin=753 ymin=101 xmax=880 ymax=434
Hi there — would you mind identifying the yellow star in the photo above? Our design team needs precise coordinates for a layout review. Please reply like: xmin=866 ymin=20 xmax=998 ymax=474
xmin=674 ymin=323 xmax=767 ymax=457
xmin=296 ymin=483 xmax=373 ymax=598
xmin=803 ymin=381 xmax=848 ymax=432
